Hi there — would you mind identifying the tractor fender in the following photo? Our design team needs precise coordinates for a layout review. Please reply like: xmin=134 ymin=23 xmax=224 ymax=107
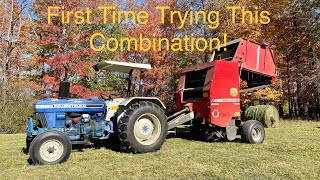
xmin=119 ymin=97 xmax=166 ymax=109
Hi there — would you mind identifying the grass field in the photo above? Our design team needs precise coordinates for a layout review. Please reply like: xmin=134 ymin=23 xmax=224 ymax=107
xmin=0 ymin=121 xmax=319 ymax=179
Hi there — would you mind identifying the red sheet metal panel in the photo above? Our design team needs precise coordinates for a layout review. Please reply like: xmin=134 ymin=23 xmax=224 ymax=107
xmin=209 ymin=61 xmax=240 ymax=127
xmin=233 ymin=39 xmax=276 ymax=78
xmin=175 ymin=60 xmax=241 ymax=127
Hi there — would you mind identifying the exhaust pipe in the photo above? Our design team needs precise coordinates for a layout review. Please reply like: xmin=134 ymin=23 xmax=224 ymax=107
xmin=58 ymin=81 xmax=70 ymax=98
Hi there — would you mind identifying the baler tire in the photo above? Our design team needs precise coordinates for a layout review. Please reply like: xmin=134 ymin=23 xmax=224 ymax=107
xmin=29 ymin=130 xmax=72 ymax=165
xmin=118 ymin=101 xmax=167 ymax=153
xmin=241 ymin=120 xmax=265 ymax=144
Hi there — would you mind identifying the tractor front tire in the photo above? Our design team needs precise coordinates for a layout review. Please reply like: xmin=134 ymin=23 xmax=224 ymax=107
xmin=118 ymin=101 xmax=167 ymax=153
xmin=29 ymin=130 xmax=72 ymax=165
xmin=241 ymin=120 xmax=265 ymax=144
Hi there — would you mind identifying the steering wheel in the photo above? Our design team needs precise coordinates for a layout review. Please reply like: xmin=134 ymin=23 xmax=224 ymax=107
xmin=100 ymin=94 xmax=109 ymax=101
xmin=100 ymin=94 xmax=117 ymax=101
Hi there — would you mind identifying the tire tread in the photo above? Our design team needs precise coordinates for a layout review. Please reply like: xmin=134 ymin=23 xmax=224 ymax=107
xmin=118 ymin=101 xmax=167 ymax=153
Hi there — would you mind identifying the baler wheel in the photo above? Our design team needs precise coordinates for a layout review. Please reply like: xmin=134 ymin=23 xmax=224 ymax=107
xmin=241 ymin=120 xmax=265 ymax=144
xmin=118 ymin=101 xmax=167 ymax=153
xmin=29 ymin=130 xmax=72 ymax=165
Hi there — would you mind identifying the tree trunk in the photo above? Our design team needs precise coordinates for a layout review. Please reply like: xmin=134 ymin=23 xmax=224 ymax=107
xmin=1 ymin=67 xmax=8 ymax=108
xmin=315 ymin=94 xmax=320 ymax=119
xmin=1 ymin=0 xmax=15 ymax=111
xmin=286 ymin=56 xmax=292 ymax=118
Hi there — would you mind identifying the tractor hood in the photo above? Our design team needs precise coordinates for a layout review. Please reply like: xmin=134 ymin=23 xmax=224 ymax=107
xmin=34 ymin=97 xmax=105 ymax=113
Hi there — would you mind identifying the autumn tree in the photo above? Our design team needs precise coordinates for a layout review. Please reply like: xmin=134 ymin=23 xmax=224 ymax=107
xmin=31 ymin=0 xmax=126 ymax=98
xmin=0 ymin=0 xmax=38 ymax=132
xmin=0 ymin=0 xmax=30 ymax=108
xmin=261 ymin=0 xmax=320 ymax=118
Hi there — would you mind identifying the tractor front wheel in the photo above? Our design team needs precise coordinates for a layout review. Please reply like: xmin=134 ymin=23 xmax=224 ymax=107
xmin=241 ymin=120 xmax=265 ymax=144
xmin=118 ymin=101 xmax=167 ymax=153
xmin=29 ymin=130 xmax=72 ymax=165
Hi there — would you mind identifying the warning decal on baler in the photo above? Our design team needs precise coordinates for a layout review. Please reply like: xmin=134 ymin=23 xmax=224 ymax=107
xmin=211 ymin=99 xmax=240 ymax=103
xmin=230 ymin=88 xmax=238 ymax=97
xmin=212 ymin=110 xmax=220 ymax=118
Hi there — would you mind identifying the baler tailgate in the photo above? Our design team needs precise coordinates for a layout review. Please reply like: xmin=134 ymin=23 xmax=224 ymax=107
xmin=213 ymin=38 xmax=276 ymax=79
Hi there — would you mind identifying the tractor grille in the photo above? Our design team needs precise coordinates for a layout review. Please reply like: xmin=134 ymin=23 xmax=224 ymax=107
xmin=34 ymin=113 xmax=48 ymax=128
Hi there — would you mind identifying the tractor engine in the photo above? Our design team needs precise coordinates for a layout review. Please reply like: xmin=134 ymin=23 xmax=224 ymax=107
xmin=27 ymin=97 xmax=114 ymax=145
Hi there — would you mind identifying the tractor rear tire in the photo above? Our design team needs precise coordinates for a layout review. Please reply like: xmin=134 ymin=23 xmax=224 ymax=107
xmin=118 ymin=101 xmax=167 ymax=153
xmin=29 ymin=130 xmax=72 ymax=165
xmin=241 ymin=120 xmax=265 ymax=144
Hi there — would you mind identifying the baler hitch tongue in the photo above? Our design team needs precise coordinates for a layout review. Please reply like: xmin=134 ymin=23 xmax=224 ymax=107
xmin=167 ymin=107 xmax=193 ymax=130
xmin=167 ymin=107 xmax=190 ymax=120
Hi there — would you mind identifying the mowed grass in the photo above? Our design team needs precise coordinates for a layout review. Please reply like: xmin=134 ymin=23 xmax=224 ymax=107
xmin=0 ymin=121 xmax=320 ymax=179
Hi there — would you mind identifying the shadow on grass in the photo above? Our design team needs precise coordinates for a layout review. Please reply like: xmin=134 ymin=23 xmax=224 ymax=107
xmin=20 ymin=147 xmax=34 ymax=165
xmin=27 ymin=158 xmax=33 ymax=165
xmin=21 ymin=147 xmax=28 ymax=154
xmin=169 ymin=127 xmax=244 ymax=143
xmin=72 ymin=137 xmax=124 ymax=154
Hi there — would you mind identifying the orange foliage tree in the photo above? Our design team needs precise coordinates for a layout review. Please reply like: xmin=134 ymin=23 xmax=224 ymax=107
xmin=30 ymin=0 xmax=119 ymax=98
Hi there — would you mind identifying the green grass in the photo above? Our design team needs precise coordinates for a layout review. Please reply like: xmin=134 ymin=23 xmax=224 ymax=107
xmin=0 ymin=121 xmax=320 ymax=179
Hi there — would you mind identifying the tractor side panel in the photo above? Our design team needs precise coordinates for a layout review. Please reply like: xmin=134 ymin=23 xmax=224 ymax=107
xmin=210 ymin=61 xmax=240 ymax=127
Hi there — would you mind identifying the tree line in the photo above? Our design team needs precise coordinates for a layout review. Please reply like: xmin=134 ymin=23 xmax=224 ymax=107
xmin=0 ymin=0 xmax=319 ymax=133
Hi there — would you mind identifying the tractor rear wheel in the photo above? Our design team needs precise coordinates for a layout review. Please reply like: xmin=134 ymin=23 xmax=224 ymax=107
xmin=241 ymin=120 xmax=265 ymax=144
xmin=118 ymin=101 xmax=167 ymax=153
xmin=29 ymin=130 xmax=72 ymax=165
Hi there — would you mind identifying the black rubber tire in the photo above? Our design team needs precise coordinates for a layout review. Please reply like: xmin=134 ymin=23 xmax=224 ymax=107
xmin=118 ymin=101 xmax=167 ymax=153
xmin=29 ymin=130 xmax=72 ymax=165
xmin=241 ymin=120 xmax=265 ymax=144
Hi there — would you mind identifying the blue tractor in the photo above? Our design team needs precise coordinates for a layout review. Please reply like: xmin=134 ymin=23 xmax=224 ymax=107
xmin=26 ymin=61 xmax=168 ymax=165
